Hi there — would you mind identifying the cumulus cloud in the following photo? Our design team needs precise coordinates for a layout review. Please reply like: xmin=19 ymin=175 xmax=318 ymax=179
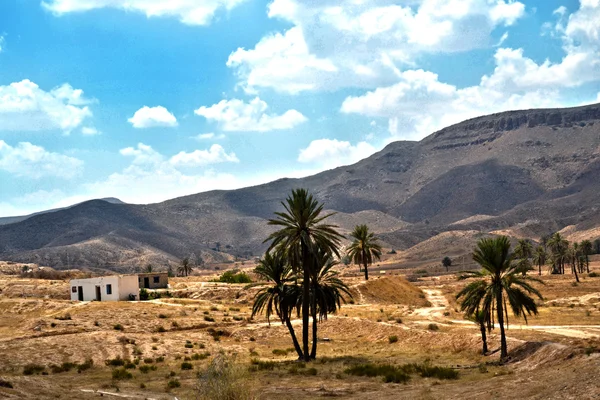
xmin=42 ymin=0 xmax=246 ymax=26
xmin=0 ymin=140 xmax=84 ymax=179
xmin=169 ymin=144 xmax=239 ymax=167
xmin=81 ymin=127 xmax=100 ymax=135
xmin=0 ymin=80 xmax=93 ymax=133
xmin=194 ymin=97 xmax=307 ymax=131
xmin=341 ymin=0 xmax=600 ymax=140
xmin=128 ymin=106 xmax=178 ymax=128
xmin=228 ymin=0 xmax=527 ymax=93
xmin=0 ymin=35 xmax=5 ymax=52
xmin=298 ymin=139 xmax=377 ymax=169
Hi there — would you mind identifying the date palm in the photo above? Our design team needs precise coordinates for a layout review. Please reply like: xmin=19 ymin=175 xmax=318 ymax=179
xmin=457 ymin=236 xmax=543 ymax=360
xmin=456 ymin=280 xmax=490 ymax=354
xmin=514 ymin=239 xmax=533 ymax=275
xmin=265 ymin=188 xmax=344 ymax=362
xmin=581 ymin=240 xmax=593 ymax=273
xmin=178 ymin=257 xmax=193 ymax=277
xmin=251 ymin=251 xmax=303 ymax=359
xmin=548 ymin=233 xmax=568 ymax=274
xmin=532 ymin=245 xmax=546 ymax=276
xmin=308 ymin=248 xmax=352 ymax=359
xmin=347 ymin=224 xmax=382 ymax=280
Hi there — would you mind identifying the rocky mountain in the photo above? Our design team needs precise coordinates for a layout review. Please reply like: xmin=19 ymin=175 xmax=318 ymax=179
xmin=1 ymin=103 xmax=599 ymax=271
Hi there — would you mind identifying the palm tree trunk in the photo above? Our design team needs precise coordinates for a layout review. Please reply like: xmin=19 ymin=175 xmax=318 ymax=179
xmin=496 ymin=291 xmax=508 ymax=360
xmin=479 ymin=320 xmax=488 ymax=355
xmin=284 ymin=316 xmax=304 ymax=360
xmin=363 ymin=259 xmax=369 ymax=281
xmin=301 ymin=242 xmax=311 ymax=362
xmin=310 ymin=300 xmax=318 ymax=359
xmin=538 ymin=261 xmax=541 ymax=276
xmin=586 ymin=255 xmax=590 ymax=273
xmin=573 ymin=260 xmax=580 ymax=283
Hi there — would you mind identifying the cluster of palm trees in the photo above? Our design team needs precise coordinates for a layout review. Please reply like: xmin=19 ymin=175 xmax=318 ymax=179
xmin=251 ymin=189 xmax=382 ymax=362
xmin=521 ymin=234 xmax=594 ymax=282
xmin=457 ymin=236 xmax=543 ymax=360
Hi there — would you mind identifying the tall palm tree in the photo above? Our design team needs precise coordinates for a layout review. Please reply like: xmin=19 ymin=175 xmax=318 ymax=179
xmin=251 ymin=251 xmax=303 ymax=359
xmin=456 ymin=280 xmax=490 ymax=354
xmin=308 ymin=248 xmax=352 ymax=359
xmin=457 ymin=236 xmax=543 ymax=360
xmin=548 ymin=233 xmax=568 ymax=274
xmin=568 ymin=244 xmax=580 ymax=283
xmin=514 ymin=239 xmax=533 ymax=275
xmin=347 ymin=224 xmax=382 ymax=281
xmin=581 ymin=240 xmax=593 ymax=273
xmin=178 ymin=257 xmax=193 ymax=277
xmin=532 ymin=245 xmax=546 ymax=276
xmin=265 ymin=188 xmax=344 ymax=362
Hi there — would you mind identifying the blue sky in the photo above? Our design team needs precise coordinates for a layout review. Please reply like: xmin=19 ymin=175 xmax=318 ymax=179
xmin=0 ymin=0 xmax=599 ymax=217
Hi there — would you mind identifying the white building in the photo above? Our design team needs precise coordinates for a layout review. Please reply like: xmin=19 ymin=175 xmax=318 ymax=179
xmin=70 ymin=275 xmax=139 ymax=301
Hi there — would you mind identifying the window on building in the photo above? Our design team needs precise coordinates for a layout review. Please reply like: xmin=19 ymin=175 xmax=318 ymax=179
xmin=72 ymin=286 xmax=77 ymax=293
xmin=153 ymin=276 xmax=160 ymax=283
xmin=106 ymin=284 xmax=112 ymax=295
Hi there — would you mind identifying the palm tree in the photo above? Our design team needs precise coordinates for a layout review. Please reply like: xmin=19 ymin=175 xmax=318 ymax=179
xmin=251 ymin=251 xmax=303 ymax=359
xmin=265 ymin=188 xmax=344 ymax=362
xmin=568 ymin=244 xmax=580 ymax=283
xmin=347 ymin=224 xmax=382 ymax=280
xmin=178 ymin=257 xmax=193 ymax=277
xmin=581 ymin=240 xmax=593 ymax=273
xmin=532 ymin=245 xmax=546 ymax=276
xmin=442 ymin=256 xmax=452 ymax=272
xmin=548 ymin=233 xmax=568 ymax=274
xmin=514 ymin=239 xmax=533 ymax=275
xmin=308 ymin=248 xmax=352 ymax=359
xmin=456 ymin=280 xmax=490 ymax=354
xmin=457 ymin=236 xmax=543 ymax=360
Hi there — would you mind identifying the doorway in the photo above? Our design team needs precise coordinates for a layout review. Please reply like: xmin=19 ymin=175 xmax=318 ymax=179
xmin=78 ymin=286 xmax=84 ymax=301
xmin=144 ymin=277 xmax=150 ymax=288
xmin=95 ymin=286 xmax=102 ymax=301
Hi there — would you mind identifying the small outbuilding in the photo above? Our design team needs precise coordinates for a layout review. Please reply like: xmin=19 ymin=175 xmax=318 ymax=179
xmin=138 ymin=272 xmax=169 ymax=289
xmin=70 ymin=275 xmax=139 ymax=301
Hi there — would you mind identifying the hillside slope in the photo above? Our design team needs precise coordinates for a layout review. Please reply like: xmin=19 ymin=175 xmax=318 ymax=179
xmin=1 ymin=103 xmax=599 ymax=270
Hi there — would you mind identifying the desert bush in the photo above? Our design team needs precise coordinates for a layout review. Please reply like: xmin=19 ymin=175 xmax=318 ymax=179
xmin=196 ymin=354 xmax=253 ymax=400
xmin=105 ymin=356 xmax=125 ymax=367
xmin=50 ymin=362 xmax=78 ymax=374
xmin=589 ymin=272 xmax=599 ymax=278
xmin=414 ymin=364 xmax=458 ymax=380
xmin=181 ymin=362 xmax=193 ymax=370
xmin=428 ymin=323 xmax=439 ymax=331
xmin=249 ymin=359 xmax=275 ymax=371
xmin=204 ymin=316 xmax=215 ymax=322
xmin=77 ymin=359 xmax=94 ymax=373
xmin=139 ymin=288 xmax=150 ymax=301
xmin=144 ymin=358 xmax=154 ymax=364
xmin=113 ymin=324 xmax=124 ymax=331
xmin=272 ymin=349 xmax=288 ymax=356
xmin=139 ymin=365 xmax=157 ymax=374
xmin=158 ymin=314 xmax=169 ymax=319
xmin=55 ymin=313 xmax=72 ymax=321
xmin=23 ymin=364 xmax=46 ymax=375
xmin=185 ymin=343 xmax=194 ymax=348
xmin=233 ymin=316 xmax=244 ymax=321
xmin=229 ymin=307 xmax=240 ymax=312
xmin=388 ymin=335 xmax=398 ymax=344
xmin=192 ymin=353 xmax=211 ymax=361
xmin=167 ymin=379 xmax=181 ymax=388
xmin=395 ymin=318 xmax=403 ymax=324
xmin=157 ymin=326 xmax=166 ymax=333
xmin=112 ymin=368 xmax=133 ymax=380
xmin=344 ymin=363 xmax=410 ymax=384
xmin=118 ymin=336 xmax=135 ymax=345
xmin=212 ymin=270 xmax=252 ymax=284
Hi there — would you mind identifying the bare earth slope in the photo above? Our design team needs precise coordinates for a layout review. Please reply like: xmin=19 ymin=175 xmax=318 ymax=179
xmin=1 ymin=103 xmax=599 ymax=270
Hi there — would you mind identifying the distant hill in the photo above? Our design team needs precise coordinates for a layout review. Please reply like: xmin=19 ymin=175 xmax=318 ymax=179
xmin=1 ymin=103 xmax=599 ymax=271
xmin=0 ymin=198 xmax=125 ymax=226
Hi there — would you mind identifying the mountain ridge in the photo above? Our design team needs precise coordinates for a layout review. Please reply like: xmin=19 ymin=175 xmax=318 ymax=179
xmin=1 ymin=102 xmax=599 ymax=270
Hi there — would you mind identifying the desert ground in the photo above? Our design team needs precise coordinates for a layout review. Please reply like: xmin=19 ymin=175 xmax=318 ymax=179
xmin=1 ymin=258 xmax=600 ymax=399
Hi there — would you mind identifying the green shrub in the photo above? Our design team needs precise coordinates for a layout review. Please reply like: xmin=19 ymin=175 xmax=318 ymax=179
xmin=212 ymin=270 xmax=252 ymax=284
xmin=388 ymin=335 xmax=398 ymax=344
xmin=144 ymin=358 xmax=154 ymax=364
xmin=415 ymin=364 xmax=459 ymax=380
xmin=50 ymin=362 xmax=78 ymax=374
xmin=344 ymin=364 xmax=410 ymax=384
xmin=105 ymin=356 xmax=125 ymax=367
xmin=23 ymin=364 xmax=46 ymax=375
xmin=304 ymin=367 xmax=318 ymax=376
xmin=192 ymin=352 xmax=211 ymax=361
xmin=272 ymin=349 xmax=288 ymax=356
xmin=232 ymin=316 xmax=244 ymax=321
xmin=112 ymin=368 xmax=133 ymax=380
xmin=124 ymin=362 xmax=136 ymax=369
xmin=589 ymin=272 xmax=599 ymax=278
xmin=139 ymin=288 xmax=150 ymax=301
xmin=181 ymin=362 xmax=193 ymax=370
xmin=185 ymin=343 xmax=194 ymax=348
xmin=139 ymin=365 xmax=157 ymax=374
xmin=113 ymin=324 xmax=124 ymax=331
xmin=167 ymin=379 xmax=181 ymax=388
xmin=229 ymin=307 xmax=240 ymax=312
xmin=249 ymin=359 xmax=275 ymax=371
xmin=156 ymin=356 xmax=165 ymax=363
xmin=77 ymin=359 xmax=94 ymax=373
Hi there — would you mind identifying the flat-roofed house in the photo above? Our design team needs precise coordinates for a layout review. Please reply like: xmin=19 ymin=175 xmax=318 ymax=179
xmin=70 ymin=275 xmax=139 ymax=301
xmin=138 ymin=272 xmax=169 ymax=289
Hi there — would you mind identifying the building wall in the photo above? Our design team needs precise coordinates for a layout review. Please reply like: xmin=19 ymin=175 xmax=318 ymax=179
xmin=137 ymin=273 xmax=169 ymax=289
xmin=70 ymin=275 xmax=140 ymax=301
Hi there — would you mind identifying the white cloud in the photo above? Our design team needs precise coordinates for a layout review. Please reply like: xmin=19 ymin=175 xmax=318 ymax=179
xmin=0 ymin=35 xmax=5 ymax=52
xmin=194 ymin=97 xmax=307 ymax=131
xmin=341 ymin=0 xmax=600 ymax=140
xmin=169 ymin=144 xmax=239 ymax=167
xmin=0 ymin=80 xmax=93 ymax=133
xmin=228 ymin=0 xmax=526 ymax=93
xmin=81 ymin=127 xmax=100 ymax=135
xmin=298 ymin=139 xmax=377 ymax=169
xmin=42 ymin=0 xmax=247 ymax=26
xmin=128 ymin=106 xmax=178 ymax=128
xmin=0 ymin=140 xmax=84 ymax=179
xmin=193 ymin=133 xmax=226 ymax=140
